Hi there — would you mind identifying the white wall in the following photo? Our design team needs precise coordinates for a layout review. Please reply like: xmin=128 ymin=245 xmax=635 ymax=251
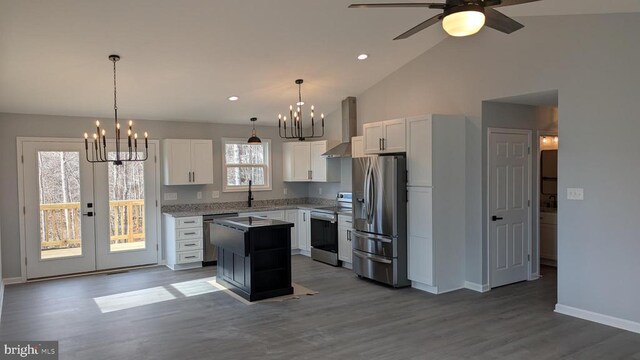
xmin=0 ymin=113 xmax=313 ymax=278
xmin=351 ymin=13 xmax=640 ymax=325
xmin=0 ymin=219 xmax=4 ymax=321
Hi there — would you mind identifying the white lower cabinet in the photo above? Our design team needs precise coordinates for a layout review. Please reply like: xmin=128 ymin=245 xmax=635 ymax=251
xmin=164 ymin=215 xmax=204 ymax=270
xmin=338 ymin=215 xmax=353 ymax=265
xmin=408 ymin=187 xmax=433 ymax=286
xmin=297 ymin=209 xmax=311 ymax=255
xmin=285 ymin=209 xmax=299 ymax=251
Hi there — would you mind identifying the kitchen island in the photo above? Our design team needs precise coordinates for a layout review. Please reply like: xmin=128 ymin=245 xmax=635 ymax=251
xmin=211 ymin=216 xmax=294 ymax=301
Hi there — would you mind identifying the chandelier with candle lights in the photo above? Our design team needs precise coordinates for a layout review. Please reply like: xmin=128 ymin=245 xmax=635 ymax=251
xmin=83 ymin=55 xmax=148 ymax=165
xmin=278 ymin=79 xmax=324 ymax=141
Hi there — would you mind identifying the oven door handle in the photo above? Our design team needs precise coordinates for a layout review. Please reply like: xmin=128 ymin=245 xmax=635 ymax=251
xmin=353 ymin=250 xmax=392 ymax=264
xmin=352 ymin=231 xmax=392 ymax=243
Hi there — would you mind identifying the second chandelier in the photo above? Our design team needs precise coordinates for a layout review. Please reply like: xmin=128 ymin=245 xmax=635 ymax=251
xmin=278 ymin=79 xmax=324 ymax=141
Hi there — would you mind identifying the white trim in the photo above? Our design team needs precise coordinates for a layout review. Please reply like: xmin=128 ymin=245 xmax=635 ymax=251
xmin=464 ymin=281 xmax=490 ymax=293
xmin=411 ymin=281 xmax=439 ymax=294
xmin=555 ymin=304 xmax=640 ymax=334
xmin=152 ymin=140 xmax=163 ymax=265
xmin=486 ymin=128 xmax=533 ymax=289
xmin=2 ymin=277 xmax=25 ymax=285
xmin=0 ymin=279 xmax=4 ymax=321
xmin=221 ymin=138 xmax=272 ymax=192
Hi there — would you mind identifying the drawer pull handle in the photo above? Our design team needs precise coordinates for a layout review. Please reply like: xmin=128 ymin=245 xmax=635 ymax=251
xmin=185 ymin=256 xmax=197 ymax=259
xmin=184 ymin=232 xmax=196 ymax=235
xmin=184 ymin=221 xmax=196 ymax=224
xmin=184 ymin=244 xmax=197 ymax=247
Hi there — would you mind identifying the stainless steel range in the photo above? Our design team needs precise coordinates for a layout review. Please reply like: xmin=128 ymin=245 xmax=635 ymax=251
xmin=310 ymin=192 xmax=352 ymax=266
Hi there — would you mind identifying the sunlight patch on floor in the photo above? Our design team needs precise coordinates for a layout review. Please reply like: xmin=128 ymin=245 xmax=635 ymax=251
xmin=93 ymin=277 xmax=220 ymax=313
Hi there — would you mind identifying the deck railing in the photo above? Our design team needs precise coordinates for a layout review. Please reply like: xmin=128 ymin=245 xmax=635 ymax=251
xmin=39 ymin=199 xmax=145 ymax=249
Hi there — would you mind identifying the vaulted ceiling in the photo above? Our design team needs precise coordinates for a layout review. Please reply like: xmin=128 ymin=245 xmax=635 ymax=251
xmin=1 ymin=0 xmax=639 ymax=125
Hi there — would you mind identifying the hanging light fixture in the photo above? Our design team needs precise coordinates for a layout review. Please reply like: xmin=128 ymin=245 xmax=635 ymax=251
xmin=442 ymin=4 xmax=486 ymax=37
xmin=248 ymin=117 xmax=262 ymax=144
xmin=278 ymin=79 xmax=324 ymax=141
xmin=83 ymin=54 xmax=149 ymax=165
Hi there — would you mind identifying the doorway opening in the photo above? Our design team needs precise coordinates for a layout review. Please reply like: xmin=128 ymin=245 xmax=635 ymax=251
xmin=483 ymin=90 xmax=559 ymax=290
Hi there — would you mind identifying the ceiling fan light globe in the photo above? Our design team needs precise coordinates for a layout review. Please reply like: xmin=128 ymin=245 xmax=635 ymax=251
xmin=442 ymin=6 xmax=485 ymax=37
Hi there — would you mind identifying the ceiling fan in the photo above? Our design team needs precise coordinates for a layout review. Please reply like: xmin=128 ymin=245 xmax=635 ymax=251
xmin=349 ymin=0 xmax=541 ymax=38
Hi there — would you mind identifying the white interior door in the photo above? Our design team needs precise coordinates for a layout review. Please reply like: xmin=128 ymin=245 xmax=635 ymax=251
xmin=93 ymin=143 xmax=159 ymax=270
xmin=489 ymin=130 xmax=531 ymax=288
xmin=22 ymin=140 xmax=97 ymax=279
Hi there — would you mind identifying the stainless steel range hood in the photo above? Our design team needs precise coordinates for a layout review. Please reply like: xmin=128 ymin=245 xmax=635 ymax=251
xmin=322 ymin=97 xmax=357 ymax=158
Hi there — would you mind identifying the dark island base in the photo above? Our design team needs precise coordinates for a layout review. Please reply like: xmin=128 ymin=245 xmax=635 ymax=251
xmin=216 ymin=276 xmax=293 ymax=302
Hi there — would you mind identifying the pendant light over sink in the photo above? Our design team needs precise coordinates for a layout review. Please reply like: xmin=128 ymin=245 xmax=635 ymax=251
xmin=82 ymin=55 xmax=149 ymax=165
xmin=247 ymin=117 xmax=261 ymax=144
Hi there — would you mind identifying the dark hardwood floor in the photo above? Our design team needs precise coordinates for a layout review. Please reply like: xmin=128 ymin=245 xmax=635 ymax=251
xmin=1 ymin=257 xmax=639 ymax=359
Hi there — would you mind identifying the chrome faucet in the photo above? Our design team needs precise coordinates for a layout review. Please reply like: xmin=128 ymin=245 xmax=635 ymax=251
xmin=248 ymin=179 xmax=254 ymax=208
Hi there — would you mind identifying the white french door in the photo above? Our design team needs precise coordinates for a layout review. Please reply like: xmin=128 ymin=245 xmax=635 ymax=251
xmin=21 ymin=139 xmax=159 ymax=279
xmin=488 ymin=130 xmax=531 ymax=288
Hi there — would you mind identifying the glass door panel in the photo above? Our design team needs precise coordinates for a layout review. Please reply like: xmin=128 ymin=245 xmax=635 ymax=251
xmin=108 ymin=153 xmax=146 ymax=252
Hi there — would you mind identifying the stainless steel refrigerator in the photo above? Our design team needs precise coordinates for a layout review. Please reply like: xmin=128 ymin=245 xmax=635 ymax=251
xmin=352 ymin=154 xmax=409 ymax=287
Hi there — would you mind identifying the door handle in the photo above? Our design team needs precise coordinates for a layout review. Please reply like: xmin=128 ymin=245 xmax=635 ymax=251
xmin=379 ymin=138 xmax=382 ymax=151
xmin=188 ymin=171 xmax=192 ymax=182
xmin=492 ymin=216 xmax=504 ymax=221
xmin=381 ymin=138 xmax=385 ymax=151
xmin=82 ymin=211 xmax=94 ymax=217
xmin=192 ymin=171 xmax=195 ymax=183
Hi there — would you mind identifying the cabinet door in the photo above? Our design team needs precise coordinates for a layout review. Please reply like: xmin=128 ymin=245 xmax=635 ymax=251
xmin=338 ymin=227 xmax=353 ymax=263
xmin=407 ymin=187 xmax=433 ymax=285
xmin=382 ymin=118 xmax=406 ymax=153
xmin=286 ymin=210 xmax=298 ymax=250
xmin=297 ymin=210 xmax=310 ymax=252
xmin=190 ymin=140 xmax=214 ymax=185
xmin=540 ymin=223 xmax=557 ymax=261
xmin=406 ymin=117 xmax=432 ymax=186
xmin=282 ymin=142 xmax=294 ymax=181
xmin=310 ymin=141 xmax=327 ymax=182
xmin=292 ymin=143 xmax=312 ymax=181
xmin=163 ymin=139 xmax=192 ymax=185
xmin=363 ymin=122 xmax=384 ymax=154
xmin=351 ymin=136 xmax=365 ymax=158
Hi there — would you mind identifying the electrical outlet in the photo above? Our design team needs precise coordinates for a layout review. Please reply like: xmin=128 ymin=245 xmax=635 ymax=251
xmin=283 ymin=188 xmax=288 ymax=195
xmin=212 ymin=191 xmax=220 ymax=199
xmin=567 ymin=188 xmax=584 ymax=200
xmin=197 ymin=191 xmax=202 ymax=200
xmin=163 ymin=192 xmax=178 ymax=201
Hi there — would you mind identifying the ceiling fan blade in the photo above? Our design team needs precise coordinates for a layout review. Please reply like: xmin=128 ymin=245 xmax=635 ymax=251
xmin=349 ymin=3 xmax=446 ymax=9
xmin=485 ymin=0 xmax=541 ymax=8
xmin=394 ymin=14 xmax=442 ymax=40
xmin=484 ymin=8 xmax=524 ymax=34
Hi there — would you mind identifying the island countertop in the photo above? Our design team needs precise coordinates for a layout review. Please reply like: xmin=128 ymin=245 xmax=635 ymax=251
xmin=213 ymin=216 xmax=294 ymax=231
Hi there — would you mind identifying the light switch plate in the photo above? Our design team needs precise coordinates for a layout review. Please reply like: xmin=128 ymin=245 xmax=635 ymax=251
xmin=197 ymin=191 xmax=202 ymax=199
xmin=163 ymin=192 xmax=178 ymax=201
xmin=212 ymin=191 xmax=220 ymax=199
xmin=567 ymin=188 xmax=584 ymax=200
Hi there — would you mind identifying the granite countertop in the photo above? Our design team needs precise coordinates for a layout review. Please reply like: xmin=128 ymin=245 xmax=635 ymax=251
xmin=162 ymin=197 xmax=336 ymax=217
xmin=213 ymin=216 xmax=294 ymax=230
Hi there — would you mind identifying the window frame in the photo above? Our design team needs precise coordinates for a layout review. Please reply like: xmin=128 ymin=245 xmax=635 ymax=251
xmin=221 ymin=138 xmax=272 ymax=192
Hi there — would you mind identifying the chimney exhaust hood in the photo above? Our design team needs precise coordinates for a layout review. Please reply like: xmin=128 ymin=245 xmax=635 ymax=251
xmin=322 ymin=97 xmax=357 ymax=158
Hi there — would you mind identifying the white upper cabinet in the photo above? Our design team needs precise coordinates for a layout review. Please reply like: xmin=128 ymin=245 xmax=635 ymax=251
xmin=162 ymin=139 xmax=214 ymax=185
xmin=283 ymin=140 xmax=339 ymax=182
xmin=351 ymin=136 xmax=365 ymax=158
xmin=363 ymin=118 xmax=406 ymax=154
xmin=406 ymin=116 xmax=433 ymax=187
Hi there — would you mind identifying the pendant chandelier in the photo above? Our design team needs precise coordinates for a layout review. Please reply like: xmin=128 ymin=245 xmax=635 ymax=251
xmin=83 ymin=55 xmax=148 ymax=165
xmin=247 ymin=117 xmax=262 ymax=144
xmin=278 ymin=79 xmax=324 ymax=141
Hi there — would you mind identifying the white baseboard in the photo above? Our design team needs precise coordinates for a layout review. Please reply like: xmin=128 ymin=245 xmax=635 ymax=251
xmin=341 ymin=262 xmax=352 ymax=270
xmin=411 ymin=281 xmax=438 ymax=294
xmin=555 ymin=304 xmax=640 ymax=334
xmin=3 ymin=277 xmax=24 ymax=285
xmin=464 ymin=281 xmax=490 ymax=293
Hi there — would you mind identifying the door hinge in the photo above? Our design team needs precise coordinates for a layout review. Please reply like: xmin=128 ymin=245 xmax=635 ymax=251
xmin=156 ymin=244 xmax=159 ymax=251
xmin=528 ymin=254 xmax=531 ymax=262
xmin=156 ymin=200 xmax=158 ymax=207
xmin=21 ymin=154 xmax=24 ymax=163
xmin=25 ymin=257 xmax=27 ymax=266
xmin=528 ymin=200 xmax=530 ymax=207
xmin=23 ymin=206 xmax=26 ymax=215
xmin=155 ymin=155 xmax=157 ymax=163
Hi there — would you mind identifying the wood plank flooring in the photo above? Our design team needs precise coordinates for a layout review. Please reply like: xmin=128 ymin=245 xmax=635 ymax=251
xmin=1 ymin=257 xmax=639 ymax=359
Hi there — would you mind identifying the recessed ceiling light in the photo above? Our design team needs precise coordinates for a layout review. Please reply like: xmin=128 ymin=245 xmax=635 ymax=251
xmin=228 ymin=96 xmax=239 ymax=101
xmin=357 ymin=54 xmax=369 ymax=61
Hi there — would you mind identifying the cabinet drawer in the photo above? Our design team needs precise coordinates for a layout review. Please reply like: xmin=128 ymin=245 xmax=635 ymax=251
xmin=176 ymin=216 xmax=202 ymax=228
xmin=177 ymin=239 xmax=202 ymax=251
xmin=338 ymin=215 xmax=353 ymax=228
xmin=177 ymin=227 xmax=203 ymax=240
xmin=177 ymin=250 xmax=203 ymax=264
